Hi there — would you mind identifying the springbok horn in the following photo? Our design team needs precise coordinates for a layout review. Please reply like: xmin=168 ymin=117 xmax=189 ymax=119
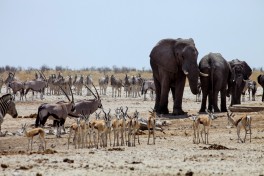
xmin=200 ymin=72 xmax=209 ymax=77
xmin=84 ymin=84 xmax=97 ymax=99
xmin=58 ymin=85 xmax=71 ymax=102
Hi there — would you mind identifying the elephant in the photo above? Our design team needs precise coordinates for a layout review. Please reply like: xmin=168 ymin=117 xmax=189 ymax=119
xmin=257 ymin=74 xmax=264 ymax=102
xmin=199 ymin=53 xmax=231 ymax=112
xmin=150 ymin=38 xmax=201 ymax=115
xmin=228 ymin=59 xmax=252 ymax=105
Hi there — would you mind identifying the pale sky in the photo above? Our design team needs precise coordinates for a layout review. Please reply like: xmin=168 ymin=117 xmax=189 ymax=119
xmin=0 ymin=1 xmax=263 ymax=70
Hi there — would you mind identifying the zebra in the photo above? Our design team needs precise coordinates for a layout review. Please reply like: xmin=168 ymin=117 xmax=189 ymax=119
xmin=242 ymin=80 xmax=257 ymax=101
xmin=0 ymin=78 xmax=4 ymax=93
xmin=4 ymin=72 xmax=16 ymax=93
xmin=99 ymin=75 xmax=109 ymax=95
xmin=110 ymin=75 xmax=123 ymax=97
xmin=0 ymin=94 xmax=18 ymax=136
xmin=141 ymin=79 xmax=155 ymax=101
xmin=85 ymin=74 xmax=93 ymax=96
xmin=73 ymin=75 xmax=84 ymax=96
xmin=124 ymin=74 xmax=132 ymax=97
xmin=131 ymin=75 xmax=143 ymax=98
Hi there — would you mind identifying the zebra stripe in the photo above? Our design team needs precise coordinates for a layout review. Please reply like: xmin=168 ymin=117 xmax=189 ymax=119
xmin=0 ymin=94 xmax=12 ymax=117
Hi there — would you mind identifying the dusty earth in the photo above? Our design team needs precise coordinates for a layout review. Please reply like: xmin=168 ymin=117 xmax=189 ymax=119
xmin=0 ymin=86 xmax=264 ymax=176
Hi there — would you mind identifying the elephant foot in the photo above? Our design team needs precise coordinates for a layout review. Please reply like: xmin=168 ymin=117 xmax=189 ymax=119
xmin=221 ymin=107 xmax=228 ymax=112
xmin=199 ymin=108 xmax=206 ymax=113
xmin=157 ymin=107 xmax=169 ymax=114
xmin=172 ymin=109 xmax=186 ymax=115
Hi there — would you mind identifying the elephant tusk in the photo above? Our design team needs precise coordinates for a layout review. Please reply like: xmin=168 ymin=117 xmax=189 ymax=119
xmin=183 ymin=70 xmax=189 ymax=75
xmin=200 ymin=72 xmax=209 ymax=77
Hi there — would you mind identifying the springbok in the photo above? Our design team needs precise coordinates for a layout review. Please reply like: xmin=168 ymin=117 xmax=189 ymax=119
xmin=190 ymin=110 xmax=217 ymax=144
xmin=227 ymin=112 xmax=252 ymax=143
xmin=21 ymin=123 xmax=46 ymax=151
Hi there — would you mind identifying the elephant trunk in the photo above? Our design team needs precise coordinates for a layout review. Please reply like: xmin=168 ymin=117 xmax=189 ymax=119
xmin=183 ymin=65 xmax=199 ymax=95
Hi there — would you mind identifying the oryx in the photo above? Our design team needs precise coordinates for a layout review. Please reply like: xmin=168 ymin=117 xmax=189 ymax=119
xmin=24 ymin=71 xmax=48 ymax=100
xmin=8 ymin=81 xmax=25 ymax=101
xmin=68 ymin=84 xmax=102 ymax=117
xmin=35 ymin=85 xmax=75 ymax=137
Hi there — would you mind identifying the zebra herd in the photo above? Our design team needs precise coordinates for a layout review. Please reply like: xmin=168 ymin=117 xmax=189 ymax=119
xmin=0 ymin=72 xmax=156 ymax=101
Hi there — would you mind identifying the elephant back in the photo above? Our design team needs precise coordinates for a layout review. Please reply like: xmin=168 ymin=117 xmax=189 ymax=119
xmin=150 ymin=38 xmax=196 ymax=73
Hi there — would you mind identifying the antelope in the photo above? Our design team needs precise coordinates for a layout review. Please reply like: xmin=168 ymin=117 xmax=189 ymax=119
xmin=92 ymin=109 xmax=112 ymax=148
xmin=130 ymin=110 xmax=141 ymax=147
xmin=35 ymin=84 xmax=75 ymax=137
xmin=98 ymin=75 xmax=109 ymax=95
xmin=112 ymin=108 xmax=122 ymax=146
xmin=148 ymin=110 xmax=156 ymax=145
xmin=68 ymin=118 xmax=82 ymax=149
xmin=190 ymin=110 xmax=217 ymax=144
xmin=68 ymin=84 xmax=102 ymax=117
xmin=120 ymin=106 xmax=129 ymax=146
xmin=227 ymin=112 xmax=252 ymax=143
xmin=110 ymin=75 xmax=123 ymax=97
xmin=8 ymin=80 xmax=25 ymax=101
xmin=21 ymin=123 xmax=46 ymax=151
xmin=24 ymin=71 xmax=48 ymax=100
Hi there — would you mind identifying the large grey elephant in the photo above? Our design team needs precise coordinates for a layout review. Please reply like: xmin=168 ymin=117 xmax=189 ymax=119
xmin=257 ymin=74 xmax=264 ymax=102
xmin=228 ymin=59 xmax=252 ymax=105
xmin=199 ymin=53 xmax=231 ymax=112
xmin=150 ymin=38 xmax=201 ymax=115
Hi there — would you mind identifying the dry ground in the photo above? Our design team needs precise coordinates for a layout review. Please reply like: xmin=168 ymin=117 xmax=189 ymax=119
xmin=0 ymin=86 xmax=264 ymax=176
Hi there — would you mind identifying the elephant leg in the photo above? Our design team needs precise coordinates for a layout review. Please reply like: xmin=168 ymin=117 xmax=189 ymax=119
xmin=153 ymin=76 xmax=161 ymax=113
xmin=199 ymin=91 xmax=208 ymax=112
xmin=208 ymin=90 xmax=213 ymax=111
xmin=172 ymin=76 xmax=186 ymax=115
xmin=159 ymin=79 xmax=170 ymax=114
xmin=220 ymin=89 xmax=228 ymax=112
xmin=262 ymin=89 xmax=264 ymax=102
xmin=212 ymin=90 xmax=220 ymax=112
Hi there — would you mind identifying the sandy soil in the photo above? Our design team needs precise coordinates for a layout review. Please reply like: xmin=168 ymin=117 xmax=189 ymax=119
xmin=0 ymin=86 xmax=264 ymax=176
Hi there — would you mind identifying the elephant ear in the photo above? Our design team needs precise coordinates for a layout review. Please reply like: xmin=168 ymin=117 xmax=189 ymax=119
xmin=150 ymin=39 xmax=179 ymax=73
xmin=241 ymin=61 xmax=252 ymax=80
xmin=229 ymin=59 xmax=252 ymax=80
